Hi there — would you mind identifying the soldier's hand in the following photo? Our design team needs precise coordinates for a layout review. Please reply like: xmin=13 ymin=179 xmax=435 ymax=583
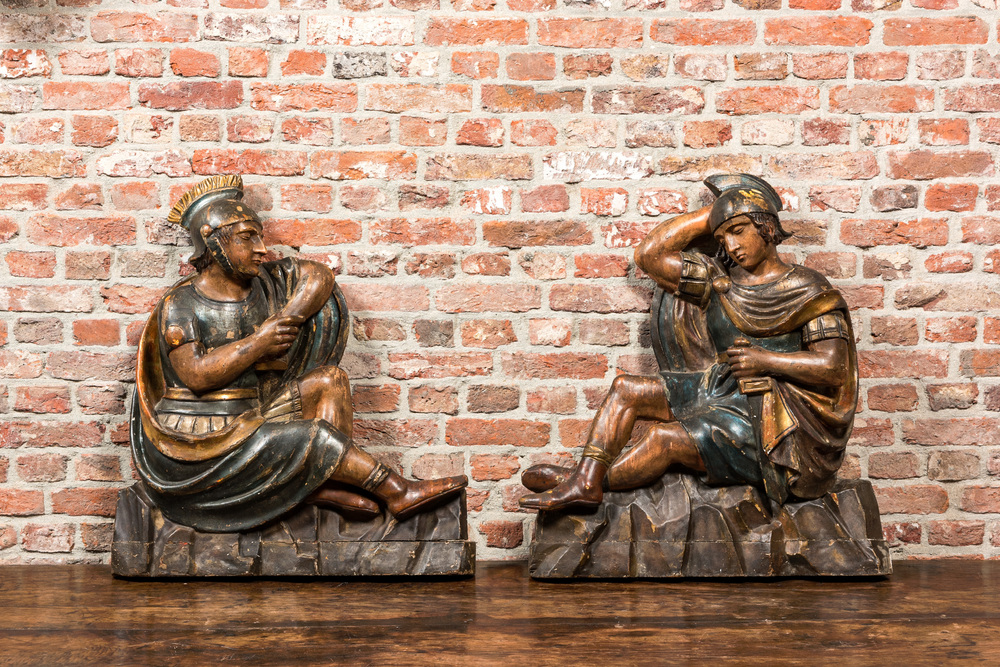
xmin=726 ymin=338 xmax=771 ymax=378
xmin=256 ymin=314 xmax=300 ymax=358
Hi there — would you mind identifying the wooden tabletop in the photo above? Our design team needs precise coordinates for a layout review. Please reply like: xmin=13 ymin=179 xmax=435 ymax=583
xmin=1 ymin=561 xmax=997 ymax=664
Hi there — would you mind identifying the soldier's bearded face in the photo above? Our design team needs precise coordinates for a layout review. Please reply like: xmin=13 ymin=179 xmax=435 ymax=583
xmin=714 ymin=215 xmax=770 ymax=272
xmin=221 ymin=220 xmax=267 ymax=280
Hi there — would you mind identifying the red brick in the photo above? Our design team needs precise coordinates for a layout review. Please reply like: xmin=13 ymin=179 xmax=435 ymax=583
xmin=281 ymin=117 xmax=333 ymax=146
xmin=409 ymin=453 xmax=463 ymax=482
xmin=884 ymin=17 xmax=988 ymax=46
xmin=651 ymin=19 xmax=755 ymax=46
xmin=672 ymin=53 xmax=729 ymax=81
xmin=511 ymin=120 xmax=557 ymax=147
xmin=470 ymin=454 xmax=520 ymax=482
xmin=926 ymin=317 xmax=976 ymax=343
xmin=114 ymin=49 xmax=163 ymax=77
xmin=407 ymin=386 xmax=458 ymax=415
xmin=791 ymin=53 xmax=848 ymax=80
xmin=461 ymin=253 xmax=510 ymax=277
xmin=264 ymin=218 xmax=361 ymax=247
xmin=21 ymin=523 xmax=74 ymax=552
xmin=6 ymin=251 xmax=55 ymax=278
xmin=139 ymin=81 xmax=242 ymax=110
xmin=461 ymin=320 xmax=516 ymax=349
xmin=26 ymin=215 xmax=134 ymax=247
xmin=917 ymin=51 xmax=965 ymax=81
xmin=883 ymin=523 xmax=921 ymax=547
xmin=501 ymin=352 xmax=607 ymax=380
xmin=457 ymin=119 xmax=504 ymax=147
xmin=51 ymin=488 xmax=117 ymax=517
xmin=72 ymin=319 xmax=119 ymax=347
xmin=764 ymin=17 xmax=872 ymax=46
xmin=527 ymin=386 xmax=576 ymax=415
xmin=436 ymin=284 xmax=540 ymax=313
xmin=0 ymin=183 xmax=46 ymax=211
xmin=717 ymin=86 xmax=818 ymax=115
xmin=875 ymin=485 xmax=948 ymax=514
xmin=574 ymin=254 xmax=629 ymax=279
xmin=179 ymin=114 xmax=220 ymax=142
xmin=868 ymin=452 xmax=919 ymax=480
xmin=484 ymin=220 xmax=590 ymax=248
xmin=929 ymin=521 xmax=984 ymax=546
xmin=0 ymin=489 xmax=44 ymax=516
xmin=538 ymin=19 xmax=641 ymax=49
xmin=563 ymin=54 xmax=613 ymax=80
xmin=446 ymin=418 xmax=549 ymax=448
xmin=369 ymin=217 xmax=472 ymax=247
xmin=425 ymin=19 xmax=528 ymax=46
xmin=581 ymin=188 xmax=628 ymax=217
xmin=592 ymin=87 xmax=704 ymax=115
xmin=868 ymin=384 xmax=918 ymax=412
xmin=14 ymin=385 xmax=70 ymax=414
xmin=925 ymin=251 xmax=973 ymax=273
xmin=919 ymin=119 xmax=970 ymax=146
xmin=42 ymin=82 xmax=129 ymax=110
xmin=624 ymin=54 xmax=675 ymax=81
xmin=310 ymin=151 xmax=416 ymax=181
xmin=467 ymin=386 xmax=519 ymax=413
xmin=280 ymin=185 xmax=332 ymax=213
xmin=352 ymin=419 xmax=436 ymax=449
xmin=481 ymin=85 xmax=584 ymax=114
xmin=16 ymin=453 xmax=67 ymax=483
xmin=854 ymin=52 xmax=907 ymax=81
xmin=830 ymin=85 xmax=933 ymax=114
xmin=387 ymin=352 xmax=491 ymax=379
xmin=341 ymin=118 xmax=390 ymax=146
xmin=903 ymin=417 xmax=1000 ymax=447
xmin=281 ymin=50 xmax=325 ymax=76
xmin=65 ymin=251 xmax=111 ymax=280
xmin=251 ymin=83 xmax=356 ymax=113
xmin=859 ymin=350 xmax=948 ymax=378
xmin=341 ymin=186 xmax=387 ymax=213
xmin=109 ymin=181 xmax=159 ymax=211
xmin=961 ymin=486 xmax=1000 ymax=513
xmin=229 ymin=47 xmax=267 ymax=77
xmin=170 ymin=48 xmax=219 ymax=77
xmin=529 ymin=319 xmax=571 ymax=347
xmin=506 ymin=53 xmax=555 ymax=81
xmin=477 ymin=520 xmax=523 ymax=549
xmin=963 ymin=217 xmax=1000 ymax=244
xmin=451 ymin=52 xmax=498 ymax=79
xmin=841 ymin=218 xmax=948 ymax=248
xmin=91 ymin=11 xmax=199 ymax=42
xmin=461 ymin=187 xmax=511 ymax=216
xmin=56 ymin=50 xmax=106 ymax=76
xmin=888 ymin=150 xmax=993 ymax=180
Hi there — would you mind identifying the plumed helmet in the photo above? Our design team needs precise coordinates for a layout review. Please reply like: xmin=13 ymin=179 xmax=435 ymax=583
xmin=167 ymin=175 xmax=261 ymax=267
xmin=704 ymin=173 xmax=783 ymax=233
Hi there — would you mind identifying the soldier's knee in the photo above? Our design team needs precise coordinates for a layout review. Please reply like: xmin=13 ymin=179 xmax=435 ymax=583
xmin=309 ymin=366 xmax=350 ymax=394
xmin=609 ymin=374 xmax=642 ymax=402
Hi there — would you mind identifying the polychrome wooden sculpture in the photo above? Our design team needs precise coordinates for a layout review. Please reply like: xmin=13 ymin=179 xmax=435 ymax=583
xmin=113 ymin=175 xmax=473 ymax=577
xmin=521 ymin=174 xmax=889 ymax=578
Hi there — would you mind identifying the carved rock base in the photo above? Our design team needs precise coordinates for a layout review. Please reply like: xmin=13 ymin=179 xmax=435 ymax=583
xmin=112 ymin=484 xmax=475 ymax=577
xmin=528 ymin=475 xmax=891 ymax=579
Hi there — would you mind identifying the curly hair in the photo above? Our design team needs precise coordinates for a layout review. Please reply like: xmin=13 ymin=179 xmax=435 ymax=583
xmin=714 ymin=212 xmax=791 ymax=268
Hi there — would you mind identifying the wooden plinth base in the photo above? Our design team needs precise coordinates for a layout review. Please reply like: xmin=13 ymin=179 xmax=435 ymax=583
xmin=111 ymin=484 xmax=475 ymax=577
xmin=529 ymin=476 xmax=890 ymax=578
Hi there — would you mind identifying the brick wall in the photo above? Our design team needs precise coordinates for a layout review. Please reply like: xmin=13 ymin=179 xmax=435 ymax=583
xmin=1 ymin=2 xmax=1000 ymax=563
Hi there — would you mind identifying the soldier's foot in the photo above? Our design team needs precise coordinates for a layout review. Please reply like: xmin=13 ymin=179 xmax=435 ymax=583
xmin=307 ymin=485 xmax=380 ymax=520
xmin=521 ymin=464 xmax=573 ymax=492
xmin=383 ymin=475 xmax=469 ymax=522
xmin=518 ymin=476 xmax=603 ymax=512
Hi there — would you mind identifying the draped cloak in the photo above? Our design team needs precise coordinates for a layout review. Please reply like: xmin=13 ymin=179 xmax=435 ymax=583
xmin=651 ymin=254 xmax=858 ymax=500
xmin=130 ymin=258 xmax=350 ymax=532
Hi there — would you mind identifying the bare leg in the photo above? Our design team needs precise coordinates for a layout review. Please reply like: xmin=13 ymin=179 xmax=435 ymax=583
xmin=299 ymin=366 xmax=467 ymax=519
xmin=519 ymin=375 xmax=675 ymax=511
xmin=606 ymin=422 xmax=703 ymax=490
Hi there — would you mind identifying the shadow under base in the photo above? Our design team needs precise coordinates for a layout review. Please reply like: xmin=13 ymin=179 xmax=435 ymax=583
xmin=112 ymin=484 xmax=475 ymax=578
xmin=528 ymin=475 xmax=890 ymax=579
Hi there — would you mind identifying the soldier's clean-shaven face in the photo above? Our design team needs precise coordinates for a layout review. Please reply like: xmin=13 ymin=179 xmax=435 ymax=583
xmin=714 ymin=215 xmax=770 ymax=272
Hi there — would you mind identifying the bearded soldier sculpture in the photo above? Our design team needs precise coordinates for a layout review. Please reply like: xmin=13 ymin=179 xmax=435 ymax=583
xmin=128 ymin=175 xmax=467 ymax=535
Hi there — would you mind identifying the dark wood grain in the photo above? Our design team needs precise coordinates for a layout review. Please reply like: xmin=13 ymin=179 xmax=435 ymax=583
xmin=1 ymin=561 xmax=998 ymax=664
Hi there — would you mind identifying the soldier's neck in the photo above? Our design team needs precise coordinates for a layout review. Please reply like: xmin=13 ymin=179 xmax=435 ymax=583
xmin=193 ymin=264 xmax=252 ymax=302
